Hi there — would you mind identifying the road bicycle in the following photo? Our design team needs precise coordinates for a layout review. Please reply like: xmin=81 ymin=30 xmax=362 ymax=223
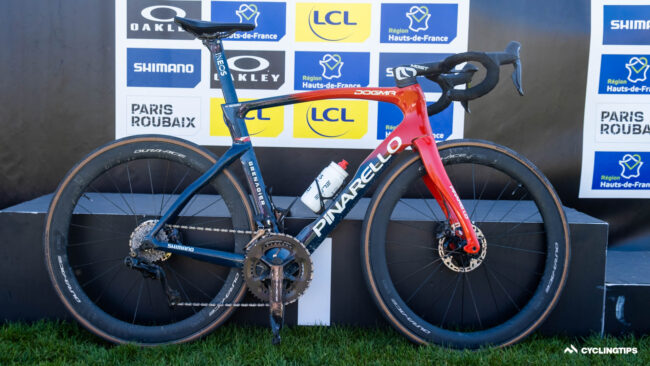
xmin=44 ymin=16 xmax=570 ymax=349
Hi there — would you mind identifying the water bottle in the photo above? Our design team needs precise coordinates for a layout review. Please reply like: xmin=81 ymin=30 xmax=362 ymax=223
xmin=300 ymin=160 xmax=349 ymax=213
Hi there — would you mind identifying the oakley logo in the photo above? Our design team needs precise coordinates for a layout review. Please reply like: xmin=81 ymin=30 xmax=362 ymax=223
xmin=228 ymin=55 xmax=270 ymax=73
xmin=141 ymin=5 xmax=186 ymax=22
xmin=394 ymin=66 xmax=417 ymax=80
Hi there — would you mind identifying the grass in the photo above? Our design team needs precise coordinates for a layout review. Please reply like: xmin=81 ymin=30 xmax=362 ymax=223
xmin=0 ymin=321 xmax=648 ymax=365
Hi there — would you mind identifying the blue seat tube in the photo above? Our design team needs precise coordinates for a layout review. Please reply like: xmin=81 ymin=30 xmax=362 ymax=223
xmin=205 ymin=38 xmax=238 ymax=104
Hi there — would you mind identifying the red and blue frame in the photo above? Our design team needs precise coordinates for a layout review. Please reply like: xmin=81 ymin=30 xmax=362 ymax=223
xmin=143 ymin=37 xmax=479 ymax=269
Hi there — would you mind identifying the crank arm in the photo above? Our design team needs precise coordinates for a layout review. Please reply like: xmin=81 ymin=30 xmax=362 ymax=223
xmin=269 ymin=264 xmax=285 ymax=345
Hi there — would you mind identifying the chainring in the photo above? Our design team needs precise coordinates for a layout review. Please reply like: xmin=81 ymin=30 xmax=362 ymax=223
xmin=243 ymin=234 xmax=313 ymax=304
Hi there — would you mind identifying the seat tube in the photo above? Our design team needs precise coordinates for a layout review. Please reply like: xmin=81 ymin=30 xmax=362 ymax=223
xmin=203 ymin=38 xmax=238 ymax=103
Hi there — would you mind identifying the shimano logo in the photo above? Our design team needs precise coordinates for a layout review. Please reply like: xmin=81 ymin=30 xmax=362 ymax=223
xmin=611 ymin=19 xmax=650 ymax=30
xmin=312 ymin=136 xmax=402 ymax=237
xmin=354 ymin=90 xmax=397 ymax=96
xmin=168 ymin=243 xmax=194 ymax=253
xmin=394 ymin=66 xmax=417 ymax=80
xmin=134 ymin=62 xmax=194 ymax=74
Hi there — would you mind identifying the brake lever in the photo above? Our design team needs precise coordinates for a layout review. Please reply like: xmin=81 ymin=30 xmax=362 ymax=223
xmin=487 ymin=41 xmax=524 ymax=96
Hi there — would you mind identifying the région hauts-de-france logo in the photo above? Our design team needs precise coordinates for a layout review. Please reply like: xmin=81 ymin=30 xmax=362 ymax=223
xmin=210 ymin=1 xmax=285 ymax=41
xmin=619 ymin=154 xmax=643 ymax=179
xmin=626 ymin=57 xmax=649 ymax=83
xmin=236 ymin=4 xmax=261 ymax=26
xmin=319 ymin=54 xmax=344 ymax=80
xmin=406 ymin=6 xmax=431 ymax=32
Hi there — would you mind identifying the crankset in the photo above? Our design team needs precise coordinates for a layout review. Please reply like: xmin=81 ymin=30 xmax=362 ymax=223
xmin=243 ymin=234 xmax=312 ymax=344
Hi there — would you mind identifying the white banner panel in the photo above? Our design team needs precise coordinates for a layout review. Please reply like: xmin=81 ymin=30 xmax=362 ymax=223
xmin=580 ymin=0 xmax=650 ymax=198
xmin=116 ymin=0 xmax=470 ymax=149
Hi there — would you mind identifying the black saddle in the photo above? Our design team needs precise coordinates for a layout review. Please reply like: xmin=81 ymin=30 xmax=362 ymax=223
xmin=174 ymin=17 xmax=255 ymax=38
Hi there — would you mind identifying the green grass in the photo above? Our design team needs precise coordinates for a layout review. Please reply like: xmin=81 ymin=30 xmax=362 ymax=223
xmin=0 ymin=321 xmax=648 ymax=365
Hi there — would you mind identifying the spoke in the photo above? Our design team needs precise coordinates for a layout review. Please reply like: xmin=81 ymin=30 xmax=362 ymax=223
xmin=393 ymin=250 xmax=458 ymax=286
xmin=168 ymin=266 xmax=198 ymax=314
xmin=75 ymin=200 xmax=129 ymax=233
xmin=405 ymin=260 xmax=445 ymax=304
xmin=72 ymin=257 xmax=124 ymax=268
xmin=485 ymin=261 xmax=535 ymax=295
xmin=503 ymin=211 xmax=541 ymax=233
xmin=489 ymin=243 xmax=546 ymax=255
xmin=484 ymin=263 xmax=521 ymax=311
xmin=67 ymin=236 xmax=130 ymax=248
xmin=398 ymin=199 xmax=437 ymax=221
xmin=440 ymin=273 xmax=462 ymax=327
xmin=486 ymin=230 xmax=546 ymax=240
xmin=480 ymin=181 xmax=512 ymax=223
xmin=482 ymin=263 xmax=501 ymax=316
xmin=132 ymin=279 xmax=145 ymax=324
xmin=125 ymin=162 xmax=137 ymax=214
xmin=81 ymin=262 xmax=123 ymax=288
xmin=87 ymin=185 xmax=132 ymax=216
xmin=158 ymin=161 xmax=172 ymax=217
xmin=118 ymin=275 xmax=140 ymax=313
xmin=105 ymin=169 xmax=138 ymax=223
xmin=93 ymin=264 xmax=124 ymax=305
xmin=184 ymin=197 xmax=225 ymax=218
xmin=464 ymin=272 xmax=483 ymax=329
xmin=162 ymin=168 xmax=192 ymax=215
xmin=386 ymin=240 xmax=436 ymax=252
xmin=391 ymin=220 xmax=437 ymax=234
xmin=469 ymin=167 xmax=492 ymax=220
xmin=497 ymin=190 xmax=529 ymax=223
xmin=415 ymin=183 xmax=442 ymax=222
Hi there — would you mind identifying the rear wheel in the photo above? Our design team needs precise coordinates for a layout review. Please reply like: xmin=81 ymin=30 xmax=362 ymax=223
xmin=362 ymin=140 xmax=569 ymax=348
xmin=44 ymin=135 xmax=254 ymax=345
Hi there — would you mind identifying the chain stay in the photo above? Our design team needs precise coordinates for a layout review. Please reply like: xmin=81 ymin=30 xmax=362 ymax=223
xmin=165 ymin=224 xmax=293 ymax=309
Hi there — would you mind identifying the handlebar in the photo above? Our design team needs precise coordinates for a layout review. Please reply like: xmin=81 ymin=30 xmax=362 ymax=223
xmin=392 ymin=41 xmax=524 ymax=116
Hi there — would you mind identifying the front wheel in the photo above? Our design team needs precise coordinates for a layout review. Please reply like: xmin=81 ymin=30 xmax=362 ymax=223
xmin=362 ymin=139 xmax=569 ymax=349
xmin=43 ymin=135 xmax=254 ymax=345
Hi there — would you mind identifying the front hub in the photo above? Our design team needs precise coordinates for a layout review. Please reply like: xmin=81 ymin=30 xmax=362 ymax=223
xmin=438 ymin=223 xmax=487 ymax=273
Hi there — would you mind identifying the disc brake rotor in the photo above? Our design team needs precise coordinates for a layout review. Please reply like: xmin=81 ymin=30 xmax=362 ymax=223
xmin=438 ymin=223 xmax=487 ymax=273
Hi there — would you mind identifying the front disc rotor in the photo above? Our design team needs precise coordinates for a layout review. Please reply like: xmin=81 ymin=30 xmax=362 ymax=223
xmin=438 ymin=223 xmax=487 ymax=273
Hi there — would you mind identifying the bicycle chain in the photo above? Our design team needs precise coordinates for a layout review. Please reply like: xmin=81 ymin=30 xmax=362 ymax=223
xmin=165 ymin=224 xmax=293 ymax=309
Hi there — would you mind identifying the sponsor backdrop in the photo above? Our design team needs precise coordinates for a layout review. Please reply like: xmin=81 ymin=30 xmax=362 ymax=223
xmin=5 ymin=0 xmax=650 ymax=246
xmin=115 ymin=0 xmax=470 ymax=148
xmin=580 ymin=0 xmax=650 ymax=198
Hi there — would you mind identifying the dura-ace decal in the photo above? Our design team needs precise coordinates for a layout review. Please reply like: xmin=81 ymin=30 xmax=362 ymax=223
xmin=312 ymin=136 xmax=402 ymax=237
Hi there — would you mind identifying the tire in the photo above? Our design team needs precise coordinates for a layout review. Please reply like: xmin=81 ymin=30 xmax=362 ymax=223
xmin=362 ymin=139 xmax=569 ymax=349
xmin=44 ymin=135 xmax=254 ymax=345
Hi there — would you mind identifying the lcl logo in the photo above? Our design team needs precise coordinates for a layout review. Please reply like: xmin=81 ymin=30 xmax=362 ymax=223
xmin=311 ymin=11 xmax=357 ymax=25
xmin=310 ymin=108 xmax=354 ymax=123
xmin=296 ymin=3 xmax=371 ymax=43
xmin=245 ymin=110 xmax=271 ymax=121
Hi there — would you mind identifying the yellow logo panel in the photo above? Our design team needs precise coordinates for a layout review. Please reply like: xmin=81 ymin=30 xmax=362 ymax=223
xmin=294 ymin=100 xmax=368 ymax=139
xmin=296 ymin=3 xmax=371 ymax=43
xmin=210 ymin=98 xmax=283 ymax=137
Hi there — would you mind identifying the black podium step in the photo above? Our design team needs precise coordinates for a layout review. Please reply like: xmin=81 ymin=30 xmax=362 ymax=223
xmin=0 ymin=194 xmax=608 ymax=336
xmin=604 ymin=242 xmax=650 ymax=335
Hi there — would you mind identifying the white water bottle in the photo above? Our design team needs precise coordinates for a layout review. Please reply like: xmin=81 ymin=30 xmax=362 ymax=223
xmin=300 ymin=160 xmax=349 ymax=213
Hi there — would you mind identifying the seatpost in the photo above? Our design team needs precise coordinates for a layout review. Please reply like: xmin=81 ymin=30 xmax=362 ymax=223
xmin=203 ymin=38 xmax=239 ymax=104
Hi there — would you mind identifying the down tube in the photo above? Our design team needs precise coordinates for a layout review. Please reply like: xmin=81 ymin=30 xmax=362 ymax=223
xmin=297 ymin=136 xmax=404 ymax=253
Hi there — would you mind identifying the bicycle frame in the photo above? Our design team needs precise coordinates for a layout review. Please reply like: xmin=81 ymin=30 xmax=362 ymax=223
xmin=144 ymin=38 xmax=480 ymax=268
